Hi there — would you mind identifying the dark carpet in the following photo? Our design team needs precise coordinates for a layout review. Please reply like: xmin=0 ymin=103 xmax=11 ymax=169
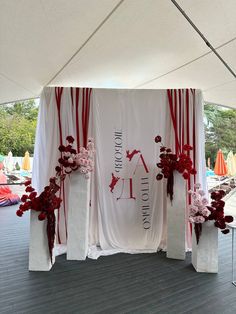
xmin=0 ymin=204 xmax=235 ymax=314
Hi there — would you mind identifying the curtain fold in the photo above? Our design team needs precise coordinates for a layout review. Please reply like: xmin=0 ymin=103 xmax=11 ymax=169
xmin=32 ymin=87 xmax=92 ymax=244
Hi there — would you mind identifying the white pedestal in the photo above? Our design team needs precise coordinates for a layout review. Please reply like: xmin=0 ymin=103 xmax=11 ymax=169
xmin=166 ymin=172 xmax=186 ymax=260
xmin=192 ymin=221 xmax=218 ymax=273
xmin=67 ymin=172 xmax=90 ymax=260
xmin=29 ymin=211 xmax=54 ymax=271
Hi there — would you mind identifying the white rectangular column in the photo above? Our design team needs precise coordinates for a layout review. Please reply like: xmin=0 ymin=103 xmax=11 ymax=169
xmin=167 ymin=172 xmax=186 ymax=260
xmin=192 ymin=221 xmax=218 ymax=273
xmin=67 ymin=173 xmax=90 ymax=260
xmin=29 ymin=211 xmax=54 ymax=271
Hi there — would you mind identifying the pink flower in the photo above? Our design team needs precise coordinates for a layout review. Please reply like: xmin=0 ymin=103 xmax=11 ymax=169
xmin=68 ymin=157 xmax=74 ymax=163
xmin=189 ymin=205 xmax=198 ymax=215
xmin=202 ymin=198 xmax=208 ymax=205
xmin=189 ymin=216 xmax=195 ymax=223
xmin=193 ymin=199 xmax=201 ymax=207
xmin=201 ymin=208 xmax=210 ymax=217
xmin=192 ymin=192 xmax=198 ymax=200
xmin=198 ymin=190 xmax=205 ymax=196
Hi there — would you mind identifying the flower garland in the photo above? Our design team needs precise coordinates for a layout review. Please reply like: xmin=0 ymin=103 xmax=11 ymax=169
xmin=16 ymin=136 xmax=95 ymax=262
xmin=189 ymin=184 xmax=233 ymax=244
xmin=154 ymin=135 xmax=196 ymax=201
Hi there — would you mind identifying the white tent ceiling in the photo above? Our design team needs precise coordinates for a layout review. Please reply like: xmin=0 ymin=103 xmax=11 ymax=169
xmin=0 ymin=0 xmax=236 ymax=108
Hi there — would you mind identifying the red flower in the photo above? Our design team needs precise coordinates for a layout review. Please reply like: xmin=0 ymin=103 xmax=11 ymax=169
xmin=183 ymin=172 xmax=189 ymax=180
xmin=25 ymin=186 xmax=34 ymax=193
xmin=190 ymin=168 xmax=197 ymax=175
xmin=16 ymin=209 xmax=23 ymax=217
xmin=222 ymin=229 xmax=230 ymax=234
xmin=55 ymin=166 xmax=61 ymax=173
xmin=66 ymin=135 xmax=74 ymax=143
xmin=155 ymin=135 xmax=162 ymax=143
xmin=70 ymin=149 xmax=77 ymax=155
xmin=166 ymin=148 xmax=172 ymax=153
xmin=183 ymin=144 xmax=193 ymax=151
xmin=58 ymin=145 xmax=66 ymax=152
xmin=38 ymin=212 xmax=47 ymax=221
xmin=24 ymin=180 xmax=31 ymax=186
xmin=21 ymin=194 xmax=28 ymax=202
xmin=160 ymin=147 xmax=166 ymax=152
xmin=29 ymin=192 xmax=37 ymax=200
xmin=225 ymin=215 xmax=234 ymax=223
xmin=156 ymin=173 xmax=163 ymax=180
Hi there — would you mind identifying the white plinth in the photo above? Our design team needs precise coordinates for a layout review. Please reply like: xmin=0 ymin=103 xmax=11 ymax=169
xmin=67 ymin=172 xmax=90 ymax=260
xmin=192 ymin=221 xmax=218 ymax=273
xmin=29 ymin=211 xmax=54 ymax=271
xmin=167 ymin=172 xmax=186 ymax=260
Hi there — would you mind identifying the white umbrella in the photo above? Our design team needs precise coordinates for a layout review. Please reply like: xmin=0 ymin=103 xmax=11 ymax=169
xmin=227 ymin=151 xmax=236 ymax=176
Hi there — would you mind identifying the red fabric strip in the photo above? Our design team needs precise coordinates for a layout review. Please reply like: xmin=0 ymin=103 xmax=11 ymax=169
xmin=167 ymin=89 xmax=180 ymax=155
xmin=174 ymin=90 xmax=178 ymax=154
xmin=55 ymin=87 xmax=64 ymax=244
xmin=178 ymin=90 xmax=182 ymax=149
xmin=70 ymin=87 xmax=74 ymax=108
xmin=82 ymin=89 xmax=86 ymax=147
xmin=192 ymin=89 xmax=196 ymax=184
xmin=75 ymin=88 xmax=80 ymax=151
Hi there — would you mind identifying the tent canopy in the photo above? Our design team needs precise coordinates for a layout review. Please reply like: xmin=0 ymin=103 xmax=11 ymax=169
xmin=0 ymin=0 xmax=236 ymax=107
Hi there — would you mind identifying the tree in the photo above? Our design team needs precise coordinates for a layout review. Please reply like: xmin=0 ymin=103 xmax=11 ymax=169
xmin=204 ymin=103 xmax=236 ymax=168
xmin=0 ymin=99 xmax=38 ymax=156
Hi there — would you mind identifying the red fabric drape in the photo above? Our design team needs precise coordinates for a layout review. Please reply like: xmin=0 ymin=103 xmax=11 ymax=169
xmin=167 ymin=89 xmax=197 ymax=194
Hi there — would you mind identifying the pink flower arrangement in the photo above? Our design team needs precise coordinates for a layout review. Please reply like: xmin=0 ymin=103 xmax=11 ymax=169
xmin=189 ymin=184 xmax=234 ymax=244
xmin=58 ymin=136 xmax=95 ymax=177
xmin=188 ymin=184 xmax=210 ymax=243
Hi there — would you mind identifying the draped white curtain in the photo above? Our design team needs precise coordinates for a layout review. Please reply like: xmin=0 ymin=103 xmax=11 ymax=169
xmin=32 ymin=87 xmax=91 ymax=244
xmin=33 ymin=87 xmax=206 ymax=256
xmin=89 ymin=89 xmax=206 ymax=258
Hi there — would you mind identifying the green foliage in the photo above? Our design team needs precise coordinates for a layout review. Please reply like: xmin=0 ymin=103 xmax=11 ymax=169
xmin=0 ymin=99 xmax=38 ymax=156
xmin=204 ymin=103 xmax=236 ymax=168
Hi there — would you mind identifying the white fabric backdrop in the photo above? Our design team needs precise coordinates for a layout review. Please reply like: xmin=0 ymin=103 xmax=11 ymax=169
xmin=88 ymin=89 xmax=206 ymax=258
xmin=32 ymin=87 xmax=206 ymax=258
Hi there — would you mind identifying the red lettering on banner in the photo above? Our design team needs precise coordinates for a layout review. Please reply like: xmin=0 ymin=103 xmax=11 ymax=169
xmin=126 ymin=149 xmax=140 ymax=161
xmin=117 ymin=178 xmax=136 ymax=200
xmin=133 ymin=154 xmax=149 ymax=175
xmin=109 ymin=173 xmax=120 ymax=193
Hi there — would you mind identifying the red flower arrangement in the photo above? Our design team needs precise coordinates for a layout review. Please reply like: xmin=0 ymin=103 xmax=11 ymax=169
xmin=188 ymin=185 xmax=233 ymax=244
xmin=16 ymin=135 xmax=95 ymax=263
xmin=207 ymin=190 xmax=233 ymax=233
xmin=155 ymin=135 xmax=196 ymax=201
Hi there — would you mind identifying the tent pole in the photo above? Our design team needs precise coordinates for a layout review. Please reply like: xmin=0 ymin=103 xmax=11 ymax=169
xmin=170 ymin=0 xmax=236 ymax=79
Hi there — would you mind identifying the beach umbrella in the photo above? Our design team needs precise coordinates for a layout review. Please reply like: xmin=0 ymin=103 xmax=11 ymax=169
xmin=22 ymin=151 xmax=31 ymax=171
xmin=207 ymin=157 xmax=211 ymax=169
xmin=214 ymin=149 xmax=227 ymax=176
xmin=5 ymin=151 xmax=14 ymax=172
xmin=226 ymin=151 xmax=236 ymax=176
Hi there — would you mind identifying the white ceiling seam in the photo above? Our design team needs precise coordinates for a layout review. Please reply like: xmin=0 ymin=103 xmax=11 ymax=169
xmin=136 ymin=37 xmax=236 ymax=89
xmin=0 ymin=72 xmax=36 ymax=97
xmin=46 ymin=0 xmax=125 ymax=86
xmin=172 ymin=0 xmax=236 ymax=79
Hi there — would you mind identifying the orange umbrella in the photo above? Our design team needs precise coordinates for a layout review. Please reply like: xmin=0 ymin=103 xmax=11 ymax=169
xmin=214 ymin=149 xmax=227 ymax=176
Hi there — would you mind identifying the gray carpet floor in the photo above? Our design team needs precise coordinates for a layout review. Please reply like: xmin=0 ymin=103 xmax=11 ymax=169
xmin=0 ymin=204 xmax=236 ymax=314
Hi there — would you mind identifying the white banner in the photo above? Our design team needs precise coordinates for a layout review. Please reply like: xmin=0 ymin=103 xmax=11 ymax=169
xmin=89 ymin=89 xmax=172 ymax=257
